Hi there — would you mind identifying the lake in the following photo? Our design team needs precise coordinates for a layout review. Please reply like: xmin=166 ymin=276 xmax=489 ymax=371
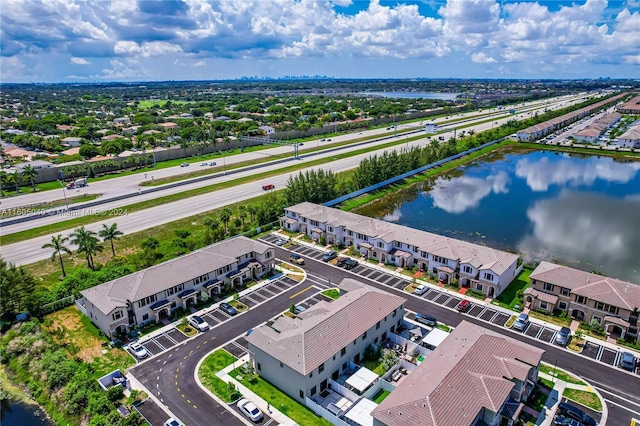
xmin=360 ymin=92 xmax=460 ymax=101
xmin=0 ymin=399 xmax=54 ymax=426
xmin=354 ymin=148 xmax=640 ymax=284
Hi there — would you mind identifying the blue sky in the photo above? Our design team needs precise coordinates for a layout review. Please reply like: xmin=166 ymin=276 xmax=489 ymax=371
xmin=1 ymin=0 xmax=638 ymax=83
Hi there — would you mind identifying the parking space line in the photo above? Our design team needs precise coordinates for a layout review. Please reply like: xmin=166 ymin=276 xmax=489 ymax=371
xmin=152 ymin=338 xmax=166 ymax=351
xmin=596 ymin=345 xmax=604 ymax=361
xmin=165 ymin=333 xmax=178 ymax=345
xmin=489 ymin=311 xmax=500 ymax=322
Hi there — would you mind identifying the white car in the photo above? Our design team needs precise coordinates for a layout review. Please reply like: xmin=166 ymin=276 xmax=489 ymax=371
xmin=414 ymin=284 xmax=428 ymax=296
xmin=130 ymin=342 xmax=148 ymax=359
xmin=237 ymin=398 xmax=263 ymax=422
xmin=164 ymin=418 xmax=184 ymax=426
xmin=188 ymin=315 xmax=210 ymax=332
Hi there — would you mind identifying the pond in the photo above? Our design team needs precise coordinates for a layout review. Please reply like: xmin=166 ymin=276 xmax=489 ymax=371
xmin=0 ymin=399 xmax=54 ymax=426
xmin=354 ymin=148 xmax=640 ymax=283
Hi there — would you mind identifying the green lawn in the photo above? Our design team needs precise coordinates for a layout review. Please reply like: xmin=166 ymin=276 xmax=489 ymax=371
xmin=563 ymin=388 xmax=602 ymax=411
xmin=361 ymin=360 xmax=386 ymax=376
xmin=321 ymin=289 xmax=340 ymax=300
xmin=231 ymin=365 xmax=332 ymax=426
xmin=372 ymin=389 xmax=390 ymax=404
xmin=539 ymin=364 xmax=585 ymax=385
xmin=495 ymin=268 xmax=531 ymax=309
xmin=198 ymin=350 xmax=239 ymax=403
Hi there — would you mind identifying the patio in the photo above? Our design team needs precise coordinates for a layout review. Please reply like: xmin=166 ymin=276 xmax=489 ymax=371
xmin=311 ymin=388 xmax=355 ymax=417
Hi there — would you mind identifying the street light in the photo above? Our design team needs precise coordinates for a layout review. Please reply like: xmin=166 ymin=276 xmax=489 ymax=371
xmin=219 ymin=150 xmax=226 ymax=175
xmin=57 ymin=180 xmax=69 ymax=211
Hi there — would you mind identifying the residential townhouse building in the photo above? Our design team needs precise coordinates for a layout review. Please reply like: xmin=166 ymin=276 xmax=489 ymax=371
xmin=282 ymin=202 xmax=519 ymax=298
xmin=245 ymin=279 xmax=406 ymax=403
xmin=617 ymin=126 xmax=640 ymax=149
xmin=372 ymin=321 xmax=545 ymax=426
xmin=526 ymin=261 xmax=640 ymax=342
xmin=77 ymin=236 xmax=274 ymax=339
xmin=616 ymin=95 xmax=640 ymax=114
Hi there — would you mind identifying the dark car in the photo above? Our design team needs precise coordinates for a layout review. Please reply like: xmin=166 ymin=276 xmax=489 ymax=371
xmin=456 ymin=300 xmax=471 ymax=312
xmin=322 ymin=250 xmax=337 ymax=262
xmin=415 ymin=313 xmax=437 ymax=327
xmin=336 ymin=256 xmax=348 ymax=267
xmin=555 ymin=327 xmax=571 ymax=346
xmin=344 ymin=259 xmax=359 ymax=270
xmin=557 ymin=402 xmax=597 ymax=426
xmin=619 ymin=351 xmax=637 ymax=371
xmin=219 ymin=302 xmax=237 ymax=316
xmin=180 ymin=162 xmax=189 ymax=167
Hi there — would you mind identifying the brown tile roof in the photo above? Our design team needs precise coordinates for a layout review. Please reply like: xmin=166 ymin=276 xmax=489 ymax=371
xmin=245 ymin=279 xmax=406 ymax=375
xmin=81 ymin=236 xmax=271 ymax=315
xmin=530 ymin=261 xmax=640 ymax=310
xmin=286 ymin=203 xmax=517 ymax=275
xmin=372 ymin=321 xmax=544 ymax=426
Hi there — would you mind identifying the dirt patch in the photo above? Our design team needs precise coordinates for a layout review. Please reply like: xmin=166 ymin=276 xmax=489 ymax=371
xmin=44 ymin=306 xmax=105 ymax=361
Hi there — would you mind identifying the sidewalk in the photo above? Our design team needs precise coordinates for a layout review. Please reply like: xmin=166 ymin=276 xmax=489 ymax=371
xmin=274 ymin=230 xmax=640 ymax=361
xmin=217 ymin=354 xmax=298 ymax=426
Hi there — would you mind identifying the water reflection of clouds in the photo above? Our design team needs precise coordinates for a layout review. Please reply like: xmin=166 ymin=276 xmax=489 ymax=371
xmin=518 ymin=190 xmax=640 ymax=283
xmin=515 ymin=156 xmax=640 ymax=192
xmin=430 ymin=171 xmax=510 ymax=214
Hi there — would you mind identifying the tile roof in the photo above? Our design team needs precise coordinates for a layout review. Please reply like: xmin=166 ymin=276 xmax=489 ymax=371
xmin=245 ymin=279 xmax=406 ymax=375
xmin=371 ymin=321 xmax=544 ymax=426
xmin=530 ymin=261 xmax=640 ymax=310
xmin=80 ymin=236 xmax=271 ymax=315
xmin=287 ymin=203 xmax=518 ymax=275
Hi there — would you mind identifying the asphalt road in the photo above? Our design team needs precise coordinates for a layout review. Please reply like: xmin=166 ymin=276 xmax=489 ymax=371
xmin=129 ymin=248 xmax=640 ymax=426
xmin=0 ymin=95 xmax=588 ymax=266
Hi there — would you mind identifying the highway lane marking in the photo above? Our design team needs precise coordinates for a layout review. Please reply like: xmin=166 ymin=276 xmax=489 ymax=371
xmin=595 ymin=386 xmax=640 ymax=408
xmin=182 ymin=394 xmax=185 ymax=398
xmin=590 ymin=380 xmax=640 ymax=403
xmin=175 ymin=375 xmax=178 ymax=379
xmin=190 ymin=350 xmax=193 ymax=354
xmin=180 ymin=361 xmax=183 ymax=365
xmin=187 ymin=399 xmax=191 ymax=404
xmin=604 ymin=398 xmax=640 ymax=417
xmin=290 ymin=285 xmax=313 ymax=299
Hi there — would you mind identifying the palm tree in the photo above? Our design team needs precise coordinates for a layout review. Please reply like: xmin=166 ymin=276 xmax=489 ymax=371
xmin=220 ymin=208 xmax=232 ymax=233
xmin=247 ymin=204 xmax=258 ymax=223
xmin=99 ymin=223 xmax=123 ymax=257
xmin=70 ymin=226 xmax=102 ymax=270
xmin=42 ymin=234 xmax=72 ymax=277
xmin=20 ymin=165 xmax=38 ymax=192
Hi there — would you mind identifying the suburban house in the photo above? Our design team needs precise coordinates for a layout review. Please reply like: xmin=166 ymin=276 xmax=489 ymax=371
xmin=617 ymin=126 xmax=640 ymax=149
xmin=372 ymin=321 xmax=545 ymax=426
xmin=259 ymin=125 xmax=275 ymax=135
xmin=573 ymin=112 xmax=621 ymax=143
xmin=525 ymin=261 xmax=640 ymax=342
xmin=281 ymin=202 xmax=519 ymax=298
xmin=245 ymin=279 xmax=407 ymax=403
xmin=77 ymin=236 xmax=274 ymax=338
xmin=617 ymin=95 xmax=640 ymax=114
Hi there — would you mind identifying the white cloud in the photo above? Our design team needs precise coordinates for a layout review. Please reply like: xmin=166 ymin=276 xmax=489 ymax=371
xmin=70 ymin=57 xmax=90 ymax=65
xmin=471 ymin=52 xmax=496 ymax=63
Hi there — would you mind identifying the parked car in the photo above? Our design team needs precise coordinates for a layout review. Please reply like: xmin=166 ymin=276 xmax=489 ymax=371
xmin=555 ymin=327 xmax=571 ymax=346
xmin=275 ymin=238 xmax=287 ymax=246
xmin=413 ymin=284 xmax=428 ymax=296
xmin=557 ymin=402 xmax=597 ymax=426
xmin=456 ymin=300 xmax=471 ymax=312
xmin=512 ymin=313 xmax=530 ymax=331
xmin=553 ymin=415 xmax=584 ymax=426
xmin=344 ymin=259 xmax=359 ymax=270
xmin=237 ymin=398 xmax=263 ymax=422
xmin=415 ymin=313 xmax=437 ymax=327
xmin=220 ymin=302 xmax=237 ymax=316
xmin=66 ymin=183 xmax=75 ymax=189
xmin=130 ymin=342 xmax=148 ymax=359
xmin=262 ymin=184 xmax=275 ymax=190
xmin=188 ymin=315 xmax=210 ymax=332
xmin=180 ymin=162 xmax=189 ymax=167
xmin=294 ymin=305 xmax=307 ymax=315
xmin=289 ymin=253 xmax=305 ymax=265
xmin=164 ymin=417 xmax=184 ymax=426
xmin=619 ymin=351 xmax=637 ymax=371
xmin=322 ymin=250 xmax=337 ymax=262
xmin=336 ymin=256 xmax=348 ymax=267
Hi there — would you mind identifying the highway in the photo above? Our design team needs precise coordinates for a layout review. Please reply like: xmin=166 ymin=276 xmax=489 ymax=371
xmin=0 ymin=94 xmax=593 ymax=266
xmin=130 ymin=246 xmax=640 ymax=426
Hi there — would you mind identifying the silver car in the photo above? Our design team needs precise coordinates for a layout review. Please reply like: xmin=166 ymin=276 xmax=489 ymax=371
xmin=512 ymin=313 xmax=529 ymax=331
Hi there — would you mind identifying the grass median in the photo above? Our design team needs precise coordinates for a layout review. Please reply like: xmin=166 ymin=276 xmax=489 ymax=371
xmin=198 ymin=349 xmax=239 ymax=403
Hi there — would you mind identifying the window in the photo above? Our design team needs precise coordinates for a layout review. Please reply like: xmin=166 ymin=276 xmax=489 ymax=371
xmin=376 ymin=321 xmax=380 ymax=330
xmin=393 ymin=309 xmax=397 ymax=317
xmin=485 ymin=273 xmax=494 ymax=281
xmin=382 ymin=332 xmax=387 ymax=341
xmin=309 ymin=372 xmax=313 ymax=378
xmin=354 ymin=353 xmax=360 ymax=364
xmin=353 ymin=340 xmax=357 ymax=346
xmin=394 ymin=241 xmax=402 ymax=248
xmin=592 ymin=316 xmax=602 ymax=325
xmin=433 ymin=255 xmax=446 ymax=263
xmin=112 ymin=311 xmax=122 ymax=321
xmin=319 ymin=363 xmax=324 ymax=373
xmin=575 ymin=295 xmax=586 ymax=304
xmin=595 ymin=302 xmax=604 ymax=310
xmin=341 ymin=347 xmax=346 ymax=356
xmin=476 ymin=283 xmax=483 ymax=292
xmin=558 ymin=301 xmax=567 ymax=310
xmin=280 ymin=362 xmax=283 ymax=368
xmin=540 ymin=301 xmax=548 ymax=310
xmin=377 ymin=242 xmax=384 ymax=248
xmin=362 ymin=331 xmax=367 ymax=341
xmin=374 ymin=337 xmax=379 ymax=344
xmin=347 ymin=230 xmax=353 ymax=236
xmin=561 ymin=288 xmax=570 ymax=296
xmin=328 ymin=227 xmax=333 ymax=232
xmin=544 ymin=283 xmax=554 ymax=291
xmin=310 ymin=386 xmax=316 ymax=396
xmin=342 ymin=362 xmax=347 ymax=371
xmin=257 ymin=363 xmax=261 ymax=371
xmin=608 ymin=305 xmax=618 ymax=314
xmin=142 ymin=313 xmax=149 ymax=321
xmin=299 ymin=390 xmax=304 ymax=399
xmin=332 ymin=370 xmax=339 ymax=380
xmin=463 ymin=266 xmax=472 ymax=274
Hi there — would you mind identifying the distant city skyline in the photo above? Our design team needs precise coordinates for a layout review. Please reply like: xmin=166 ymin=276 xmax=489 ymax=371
xmin=1 ymin=0 xmax=639 ymax=83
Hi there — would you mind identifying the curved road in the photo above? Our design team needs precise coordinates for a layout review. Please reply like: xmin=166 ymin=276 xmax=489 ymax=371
xmin=130 ymin=247 xmax=640 ymax=426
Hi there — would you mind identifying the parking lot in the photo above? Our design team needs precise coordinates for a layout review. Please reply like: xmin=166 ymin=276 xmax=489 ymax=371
xmin=128 ymin=274 xmax=301 ymax=361
xmin=264 ymin=234 xmax=640 ymax=376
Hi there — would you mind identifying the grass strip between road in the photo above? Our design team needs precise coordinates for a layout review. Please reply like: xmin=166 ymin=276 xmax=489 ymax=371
xmin=198 ymin=349 xmax=239 ymax=403
xmin=1 ymin=131 xmax=432 ymax=245
xmin=562 ymin=388 xmax=603 ymax=411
